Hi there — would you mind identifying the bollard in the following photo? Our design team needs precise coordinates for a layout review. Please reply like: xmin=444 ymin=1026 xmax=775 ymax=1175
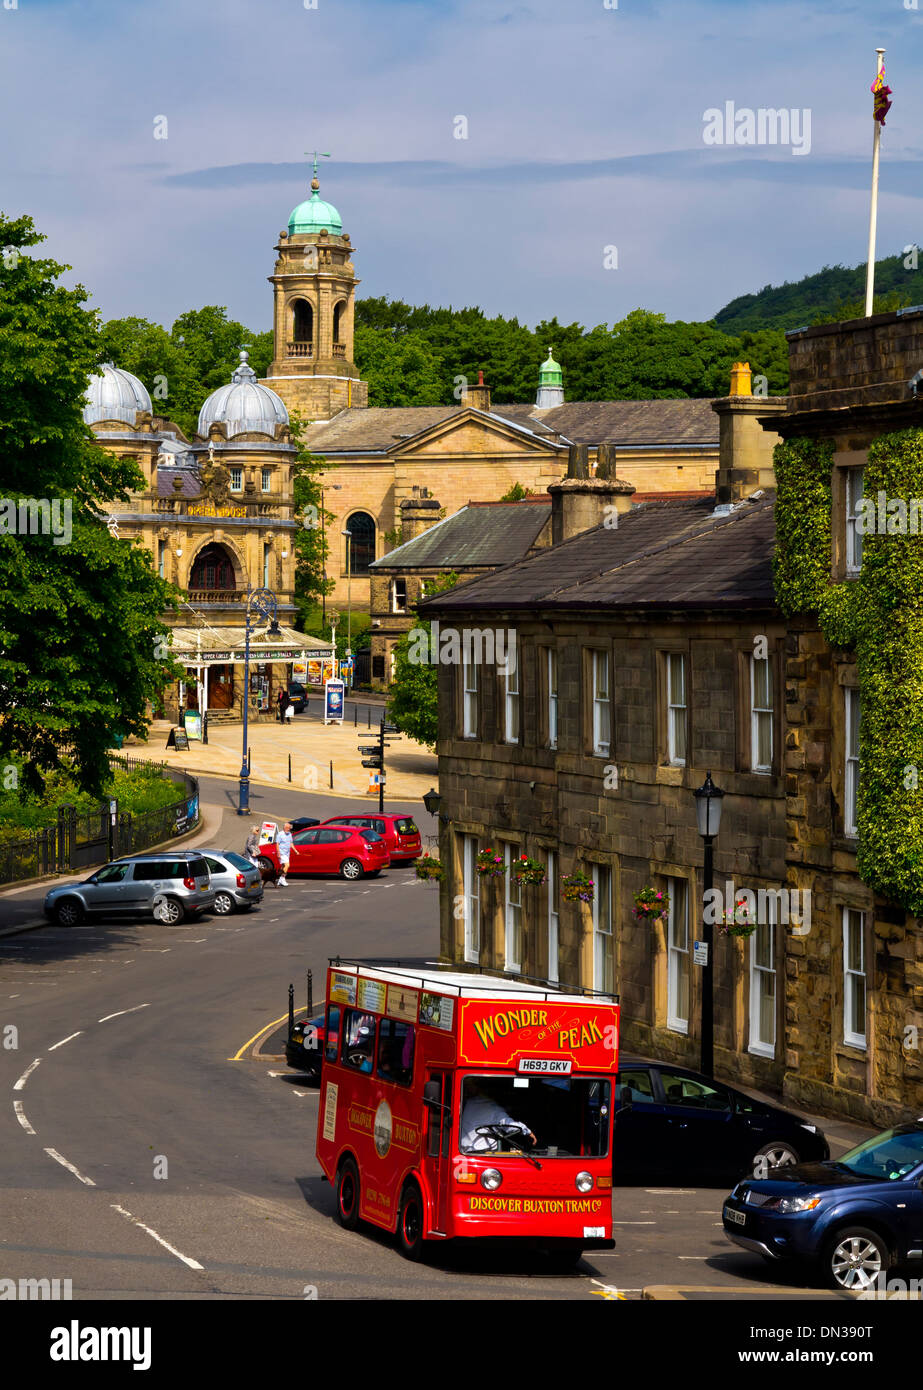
xmin=307 ymin=969 xmax=313 ymax=1017
xmin=329 ymin=759 xmax=333 ymax=789
xmin=288 ymin=982 xmax=294 ymax=1039
xmin=288 ymin=753 xmax=292 ymax=783
xmin=368 ymin=707 xmax=371 ymax=729
xmin=354 ymin=704 xmax=357 ymax=727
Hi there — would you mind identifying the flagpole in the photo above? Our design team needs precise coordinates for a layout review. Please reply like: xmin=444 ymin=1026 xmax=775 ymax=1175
xmin=865 ymin=47 xmax=886 ymax=317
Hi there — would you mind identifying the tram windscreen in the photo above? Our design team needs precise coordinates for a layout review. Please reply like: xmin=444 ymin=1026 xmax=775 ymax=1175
xmin=459 ymin=1074 xmax=610 ymax=1158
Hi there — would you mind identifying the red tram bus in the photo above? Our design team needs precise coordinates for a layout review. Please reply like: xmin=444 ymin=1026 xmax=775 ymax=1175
xmin=315 ymin=961 xmax=620 ymax=1264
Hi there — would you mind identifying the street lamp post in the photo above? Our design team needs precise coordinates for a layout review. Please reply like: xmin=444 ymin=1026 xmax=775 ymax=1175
xmin=693 ymin=770 xmax=725 ymax=1076
xmin=319 ymin=483 xmax=341 ymax=628
xmin=237 ymin=587 xmax=280 ymax=816
xmin=340 ymin=528 xmax=352 ymax=691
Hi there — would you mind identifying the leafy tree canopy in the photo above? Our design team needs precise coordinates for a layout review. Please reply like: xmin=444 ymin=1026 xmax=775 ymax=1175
xmin=0 ymin=213 xmax=179 ymax=797
xmin=387 ymin=571 xmax=460 ymax=749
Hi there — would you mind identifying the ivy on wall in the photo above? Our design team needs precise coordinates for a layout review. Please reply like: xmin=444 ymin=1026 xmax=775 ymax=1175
xmin=773 ymin=429 xmax=923 ymax=915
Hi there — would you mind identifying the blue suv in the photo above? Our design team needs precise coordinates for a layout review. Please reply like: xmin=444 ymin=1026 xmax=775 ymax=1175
xmin=722 ymin=1120 xmax=923 ymax=1290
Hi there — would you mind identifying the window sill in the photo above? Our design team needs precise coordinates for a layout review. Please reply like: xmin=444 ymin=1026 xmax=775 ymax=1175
xmin=748 ymin=1043 xmax=775 ymax=1060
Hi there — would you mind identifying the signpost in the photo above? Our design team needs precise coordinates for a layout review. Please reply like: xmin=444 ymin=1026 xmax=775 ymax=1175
xmin=359 ymin=719 xmax=401 ymax=813
xmin=183 ymin=710 xmax=202 ymax=742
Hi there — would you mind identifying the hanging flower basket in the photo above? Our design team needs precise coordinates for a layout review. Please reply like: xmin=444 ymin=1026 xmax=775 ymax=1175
xmin=562 ymin=870 xmax=595 ymax=904
xmin=633 ymin=885 xmax=670 ymax=924
xmin=414 ymin=854 xmax=445 ymax=883
xmin=511 ymin=854 xmax=546 ymax=887
xmin=718 ymin=898 xmax=757 ymax=938
xmin=476 ymin=848 xmax=507 ymax=878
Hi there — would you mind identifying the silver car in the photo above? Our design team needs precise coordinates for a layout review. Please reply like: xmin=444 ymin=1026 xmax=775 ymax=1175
xmin=43 ymin=852 xmax=214 ymax=927
xmin=196 ymin=850 xmax=263 ymax=914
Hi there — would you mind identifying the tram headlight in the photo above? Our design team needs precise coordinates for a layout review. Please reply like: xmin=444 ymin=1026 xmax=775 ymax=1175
xmin=480 ymin=1168 xmax=503 ymax=1191
xmin=575 ymin=1171 xmax=593 ymax=1193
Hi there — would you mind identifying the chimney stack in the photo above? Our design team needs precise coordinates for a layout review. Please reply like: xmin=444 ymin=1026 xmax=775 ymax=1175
xmin=462 ymin=369 xmax=491 ymax=413
xmin=399 ymin=496 xmax=442 ymax=542
xmin=712 ymin=361 xmax=787 ymax=503
xmin=548 ymin=443 xmax=635 ymax=544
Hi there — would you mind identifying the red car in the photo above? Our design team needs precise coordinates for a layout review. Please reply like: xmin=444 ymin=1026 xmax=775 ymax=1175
xmin=258 ymin=826 xmax=390 ymax=881
xmin=321 ymin=813 xmax=421 ymax=865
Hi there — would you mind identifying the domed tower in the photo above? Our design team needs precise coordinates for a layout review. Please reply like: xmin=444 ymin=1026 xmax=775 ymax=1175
xmin=84 ymin=362 xmax=154 ymax=426
xmin=262 ymin=157 xmax=368 ymax=420
xmin=535 ymin=347 xmax=564 ymax=410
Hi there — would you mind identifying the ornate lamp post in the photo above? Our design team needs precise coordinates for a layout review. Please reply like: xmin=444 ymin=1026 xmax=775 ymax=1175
xmin=693 ymin=770 xmax=725 ymax=1076
xmin=340 ymin=528 xmax=353 ymax=691
xmin=237 ymin=587 xmax=280 ymax=815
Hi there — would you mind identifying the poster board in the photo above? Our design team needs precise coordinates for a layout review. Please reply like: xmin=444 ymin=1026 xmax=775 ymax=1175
xmin=324 ymin=678 xmax=345 ymax=725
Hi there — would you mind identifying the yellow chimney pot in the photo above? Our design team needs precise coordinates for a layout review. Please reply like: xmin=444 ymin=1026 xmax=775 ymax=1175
xmin=729 ymin=361 xmax=753 ymax=396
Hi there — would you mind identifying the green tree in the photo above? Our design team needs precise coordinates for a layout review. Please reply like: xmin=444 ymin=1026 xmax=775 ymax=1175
xmin=289 ymin=413 xmax=333 ymax=625
xmin=387 ymin=571 xmax=460 ymax=749
xmin=0 ymin=213 xmax=179 ymax=796
xmin=354 ymin=325 xmax=445 ymax=407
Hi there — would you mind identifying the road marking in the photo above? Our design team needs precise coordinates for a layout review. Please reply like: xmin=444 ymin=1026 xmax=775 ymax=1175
xmin=141 ymin=949 xmax=171 ymax=954
xmin=589 ymin=1278 xmax=625 ymax=1300
xmin=13 ymin=1058 xmax=41 ymax=1090
xmin=110 ymin=1204 xmax=204 ymax=1271
xmin=612 ymin=1221 xmax=656 ymax=1225
xmin=677 ymin=1255 xmax=712 ymax=1260
xmin=179 ymin=939 xmax=206 ymax=944
xmin=267 ymin=1070 xmax=287 ymax=1077
xmin=292 ymin=1089 xmax=309 ymax=1097
xmin=44 ymin=1147 xmax=96 ymax=1186
xmin=228 ymin=1006 xmax=304 ymax=1062
xmin=14 ymin=1101 xmax=35 ymax=1134
xmin=48 ymin=1031 xmax=83 ymax=1052
xmin=98 ymin=1004 xmax=151 ymax=1023
xmin=645 ymin=1189 xmax=697 ymax=1195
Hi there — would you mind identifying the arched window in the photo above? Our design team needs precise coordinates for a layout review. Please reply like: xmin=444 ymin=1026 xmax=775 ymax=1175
xmin=333 ymin=300 xmax=346 ymax=344
xmin=190 ymin=543 xmax=236 ymax=591
xmin=292 ymin=299 xmax=314 ymax=344
xmin=344 ymin=513 xmax=375 ymax=576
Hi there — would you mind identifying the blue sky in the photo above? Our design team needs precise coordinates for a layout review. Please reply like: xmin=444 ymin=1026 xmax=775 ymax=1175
xmin=2 ymin=0 xmax=922 ymax=336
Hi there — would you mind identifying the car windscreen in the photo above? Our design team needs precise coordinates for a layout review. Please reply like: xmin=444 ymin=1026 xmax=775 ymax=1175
xmin=459 ymin=1074 xmax=611 ymax=1158
xmin=395 ymin=818 xmax=418 ymax=835
xmin=836 ymin=1126 xmax=923 ymax=1180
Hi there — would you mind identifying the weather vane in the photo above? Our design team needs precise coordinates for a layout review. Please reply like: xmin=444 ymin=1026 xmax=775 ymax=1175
xmin=305 ymin=151 xmax=331 ymax=183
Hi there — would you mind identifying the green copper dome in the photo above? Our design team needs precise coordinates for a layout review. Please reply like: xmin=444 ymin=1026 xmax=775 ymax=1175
xmin=288 ymin=189 xmax=343 ymax=236
xmin=538 ymin=347 xmax=563 ymax=387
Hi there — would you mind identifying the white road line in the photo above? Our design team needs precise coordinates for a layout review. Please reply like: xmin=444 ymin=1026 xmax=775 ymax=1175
xmin=612 ymin=1220 xmax=656 ymax=1225
xmin=141 ymin=949 xmax=171 ymax=954
xmin=14 ymin=1101 xmax=35 ymax=1134
xmin=98 ymin=1004 xmax=150 ymax=1023
xmin=44 ymin=1147 xmax=96 ymax=1186
xmin=677 ymin=1255 xmax=712 ymax=1260
xmin=292 ymin=1089 xmax=309 ymax=1097
xmin=179 ymin=939 xmax=206 ymax=944
xmin=267 ymin=1071 xmax=286 ymax=1077
xmin=13 ymin=1058 xmax=41 ymax=1090
xmin=110 ymin=1204 xmax=204 ymax=1271
xmin=48 ymin=1031 xmax=83 ymax=1052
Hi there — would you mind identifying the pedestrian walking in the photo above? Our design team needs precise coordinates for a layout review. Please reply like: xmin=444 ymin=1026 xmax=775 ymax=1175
xmin=245 ymin=825 xmax=260 ymax=865
xmin=279 ymin=690 xmax=291 ymax=724
xmin=276 ymin=821 xmax=293 ymax=886
xmin=284 ymin=695 xmax=295 ymax=725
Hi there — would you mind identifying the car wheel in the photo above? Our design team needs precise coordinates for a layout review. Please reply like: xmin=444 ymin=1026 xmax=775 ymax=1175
xmin=751 ymin=1140 xmax=800 ymax=1176
xmin=213 ymin=891 xmax=235 ymax=916
xmin=825 ymin=1226 xmax=892 ymax=1292
xmin=398 ymin=1183 xmax=425 ymax=1261
xmin=340 ymin=858 xmax=364 ymax=881
xmin=335 ymin=1156 xmax=360 ymax=1231
xmin=157 ymin=896 xmax=185 ymax=925
xmin=54 ymin=899 xmax=84 ymax=928
xmin=257 ymin=857 xmax=275 ymax=874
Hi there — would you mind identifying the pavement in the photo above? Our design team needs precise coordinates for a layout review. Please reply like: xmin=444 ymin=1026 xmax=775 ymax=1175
xmin=140 ymin=711 xmax=437 ymax=801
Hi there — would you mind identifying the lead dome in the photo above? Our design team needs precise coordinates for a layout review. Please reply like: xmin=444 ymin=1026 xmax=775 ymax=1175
xmin=197 ymin=352 xmax=290 ymax=438
xmin=83 ymin=362 xmax=152 ymax=426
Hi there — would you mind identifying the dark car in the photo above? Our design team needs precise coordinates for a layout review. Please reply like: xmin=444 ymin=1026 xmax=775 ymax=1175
xmin=614 ymin=1056 xmax=829 ymax=1182
xmin=287 ymin=681 xmax=307 ymax=713
xmin=289 ymin=817 xmax=321 ymax=835
xmin=722 ymin=1120 xmax=923 ymax=1290
xmin=285 ymin=1013 xmax=327 ymax=1077
xmin=322 ymin=813 xmax=422 ymax=865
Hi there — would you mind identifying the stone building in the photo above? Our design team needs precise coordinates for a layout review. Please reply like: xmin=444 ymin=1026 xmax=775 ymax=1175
xmin=420 ymin=348 xmax=923 ymax=1129
xmin=87 ymin=360 xmax=331 ymax=722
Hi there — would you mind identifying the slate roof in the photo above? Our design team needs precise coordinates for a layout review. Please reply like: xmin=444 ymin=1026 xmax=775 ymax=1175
xmin=497 ymin=399 xmax=720 ymax=446
xmin=371 ymin=500 xmax=551 ymax=572
xmin=419 ymin=493 xmax=777 ymax=615
xmin=300 ymin=398 xmax=719 ymax=453
xmin=157 ymin=467 xmax=202 ymax=499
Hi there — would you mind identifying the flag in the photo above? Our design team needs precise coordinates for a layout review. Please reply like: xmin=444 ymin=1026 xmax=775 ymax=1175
xmin=872 ymin=66 xmax=892 ymax=125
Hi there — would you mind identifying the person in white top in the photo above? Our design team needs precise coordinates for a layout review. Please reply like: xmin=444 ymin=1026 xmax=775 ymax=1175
xmin=275 ymin=823 xmax=294 ymax=886
xmin=460 ymin=1078 xmax=537 ymax=1153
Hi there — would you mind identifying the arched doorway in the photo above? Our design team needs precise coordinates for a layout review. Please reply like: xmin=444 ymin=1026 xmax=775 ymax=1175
xmin=292 ymin=299 xmax=314 ymax=354
xmin=344 ymin=512 xmax=376 ymax=575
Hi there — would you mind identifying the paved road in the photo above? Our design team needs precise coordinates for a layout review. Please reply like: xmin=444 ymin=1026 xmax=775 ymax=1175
xmin=0 ymin=785 xmax=879 ymax=1302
